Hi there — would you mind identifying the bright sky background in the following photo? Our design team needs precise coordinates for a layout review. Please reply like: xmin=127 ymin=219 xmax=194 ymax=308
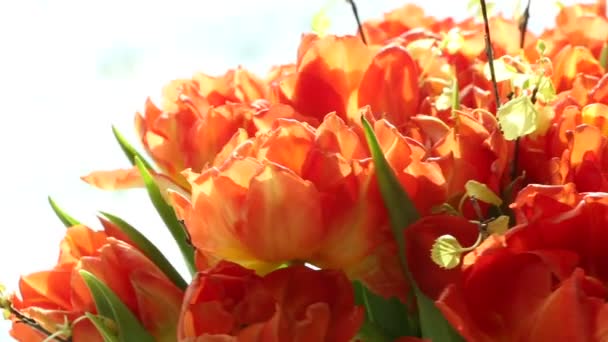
xmin=0 ymin=0 xmax=589 ymax=340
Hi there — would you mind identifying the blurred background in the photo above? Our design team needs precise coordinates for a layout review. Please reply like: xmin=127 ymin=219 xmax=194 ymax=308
xmin=0 ymin=0 xmax=588 ymax=339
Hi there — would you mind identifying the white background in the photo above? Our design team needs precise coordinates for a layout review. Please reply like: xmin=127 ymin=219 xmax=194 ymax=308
xmin=0 ymin=0 xmax=587 ymax=340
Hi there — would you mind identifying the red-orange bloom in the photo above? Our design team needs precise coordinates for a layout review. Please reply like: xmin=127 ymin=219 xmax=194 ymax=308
xmin=11 ymin=223 xmax=183 ymax=342
xmin=177 ymin=261 xmax=364 ymax=342
xmin=508 ymin=184 xmax=608 ymax=284
xmin=437 ymin=251 xmax=607 ymax=342
xmin=405 ymin=214 xmax=479 ymax=299
xmin=434 ymin=183 xmax=608 ymax=341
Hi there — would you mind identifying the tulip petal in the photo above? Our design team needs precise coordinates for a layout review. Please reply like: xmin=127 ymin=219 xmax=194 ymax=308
xmin=358 ymin=45 xmax=421 ymax=128
xmin=245 ymin=164 xmax=323 ymax=261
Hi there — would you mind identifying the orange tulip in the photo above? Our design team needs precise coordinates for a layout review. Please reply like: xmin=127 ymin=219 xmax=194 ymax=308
xmin=11 ymin=223 xmax=183 ymax=342
xmin=432 ymin=109 xmax=510 ymax=210
xmin=361 ymin=4 xmax=436 ymax=45
xmin=552 ymin=45 xmax=604 ymax=93
xmin=83 ymin=81 xmax=258 ymax=191
xmin=83 ymin=75 xmax=315 ymax=194
xmin=171 ymin=111 xmax=445 ymax=299
xmin=358 ymin=44 xmax=421 ymax=128
xmin=541 ymin=0 xmax=608 ymax=61
xmin=520 ymin=102 xmax=608 ymax=192
xmin=177 ymin=261 xmax=364 ymax=342
xmin=281 ymin=34 xmax=374 ymax=123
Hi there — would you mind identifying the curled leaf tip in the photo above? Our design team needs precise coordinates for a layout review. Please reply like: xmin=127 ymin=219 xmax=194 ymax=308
xmin=48 ymin=196 xmax=81 ymax=228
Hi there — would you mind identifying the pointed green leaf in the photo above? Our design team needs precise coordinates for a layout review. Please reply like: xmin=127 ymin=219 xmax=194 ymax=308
xmin=360 ymin=116 xmax=419 ymax=233
xmin=356 ymin=321 xmax=392 ymax=342
xmin=417 ymin=294 xmax=463 ymax=341
xmin=600 ymin=43 xmax=608 ymax=70
xmin=361 ymin=116 xmax=464 ymax=341
xmin=111 ymin=126 xmax=155 ymax=171
xmin=361 ymin=115 xmax=416 ymax=279
xmin=353 ymin=281 xmax=417 ymax=339
xmin=48 ymin=197 xmax=80 ymax=228
xmin=85 ymin=313 xmax=119 ymax=342
xmin=134 ymin=156 xmax=195 ymax=275
xmin=99 ymin=212 xmax=188 ymax=290
xmin=80 ymin=270 xmax=154 ymax=342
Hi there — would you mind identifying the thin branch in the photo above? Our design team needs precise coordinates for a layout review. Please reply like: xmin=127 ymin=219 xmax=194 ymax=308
xmin=510 ymin=138 xmax=521 ymax=181
xmin=8 ymin=306 xmax=71 ymax=342
xmin=479 ymin=0 xmax=500 ymax=108
xmin=346 ymin=0 xmax=368 ymax=45
xmin=519 ymin=0 xmax=532 ymax=49
xmin=511 ymin=1 xmax=532 ymax=181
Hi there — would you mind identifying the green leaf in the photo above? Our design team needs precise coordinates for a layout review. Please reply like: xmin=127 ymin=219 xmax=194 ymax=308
xmin=361 ymin=116 xmax=464 ymax=341
xmin=85 ymin=313 xmax=119 ymax=342
xmin=435 ymin=73 xmax=460 ymax=113
xmin=536 ymin=40 xmax=547 ymax=56
xmin=451 ymin=74 xmax=460 ymax=112
xmin=353 ymin=281 xmax=417 ymax=339
xmin=134 ymin=156 xmax=195 ymax=275
xmin=431 ymin=235 xmax=465 ymax=270
xmin=600 ymin=43 xmax=608 ymax=70
xmin=464 ymin=180 xmax=503 ymax=206
xmin=483 ymin=58 xmax=518 ymax=83
xmin=531 ymin=75 xmax=557 ymax=103
xmin=467 ymin=0 xmax=496 ymax=19
xmin=80 ymin=271 xmax=155 ymax=342
xmin=417 ymin=294 xmax=463 ymax=341
xmin=356 ymin=321 xmax=392 ymax=342
xmin=311 ymin=8 xmax=331 ymax=36
xmin=112 ymin=126 xmax=155 ymax=171
xmin=431 ymin=203 xmax=461 ymax=216
xmin=99 ymin=212 xmax=188 ymax=290
xmin=497 ymin=95 xmax=539 ymax=140
xmin=440 ymin=29 xmax=465 ymax=54
xmin=311 ymin=0 xmax=339 ymax=36
xmin=47 ymin=196 xmax=80 ymax=228
xmin=360 ymin=116 xmax=419 ymax=236
xmin=487 ymin=215 xmax=510 ymax=235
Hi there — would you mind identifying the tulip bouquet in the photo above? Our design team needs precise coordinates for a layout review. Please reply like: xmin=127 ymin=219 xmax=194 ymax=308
xmin=4 ymin=0 xmax=608 ymax=341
